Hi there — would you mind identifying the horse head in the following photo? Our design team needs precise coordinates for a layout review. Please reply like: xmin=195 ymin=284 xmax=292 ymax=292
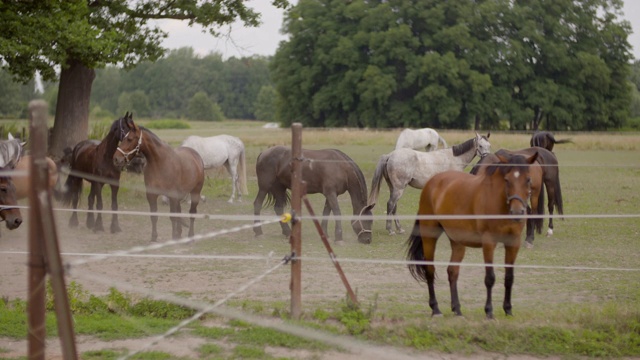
xmin=495 ymin=150 xmax=538 ymax=221
xmin=352 ymin=203 xmax=375 ymax=244
xmin=113 ymin=114 xmax=143 ymax=170
xmin=117 ymin=111 xmax=133 ymax=142
xmin=475 ymin=132 xmax=491 ymax=158
xmin=0 ymin=169 xmax=22 ymax=230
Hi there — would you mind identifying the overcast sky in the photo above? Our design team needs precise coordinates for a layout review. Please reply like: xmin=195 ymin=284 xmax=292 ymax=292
xmin=157 ymin=0 xmax=640 ymax=61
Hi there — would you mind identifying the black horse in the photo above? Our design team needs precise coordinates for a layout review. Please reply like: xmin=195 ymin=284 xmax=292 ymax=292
xmin=530 ymin=131 xmax=572 ymax=152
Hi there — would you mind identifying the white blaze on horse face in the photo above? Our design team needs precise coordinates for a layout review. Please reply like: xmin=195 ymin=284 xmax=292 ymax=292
xmin=514 ymin=171 xmax=520 ymax=179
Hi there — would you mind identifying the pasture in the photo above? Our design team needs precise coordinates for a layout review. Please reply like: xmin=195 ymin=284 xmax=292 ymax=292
xmin=1 ymin=121 xmax=639 ymax=359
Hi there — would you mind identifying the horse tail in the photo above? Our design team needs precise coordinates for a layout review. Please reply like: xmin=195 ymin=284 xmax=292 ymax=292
xmin=554 ymin=138 xmax=573 ymax=145
xmin=406 ymin=219 xmax=428 ymax=283
xmin=238 ymin=147 xmax=248 ymax=195
xmin=438 ymin=136 xmax=448 ymax=149
xmin=553 ymin=167 xmax=564 ymax=217
xmin=60 ymin=170 xmax=83 ymax=206
xmin=368 ymin=154 xmax=389 ymax=206
xmin=534 ymin=183 xmax=545 ymax=234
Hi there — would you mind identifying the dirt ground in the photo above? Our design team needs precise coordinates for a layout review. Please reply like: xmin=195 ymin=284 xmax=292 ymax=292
xmin=0 ymin=194 xmax=569 ymax=360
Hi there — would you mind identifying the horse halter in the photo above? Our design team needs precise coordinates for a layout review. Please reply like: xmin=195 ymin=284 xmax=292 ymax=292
xmin=116 ymin=130 xmax=143 ymax=165
xmin=351 ymin=206 xmax=372 ymax=237
xmin=505 ymin=180 xmax=531 ymax=208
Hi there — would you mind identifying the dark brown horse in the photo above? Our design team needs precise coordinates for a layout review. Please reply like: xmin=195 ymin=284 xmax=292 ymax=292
xmin=407 ymin=152 xmax=538 ymax=319
xmin=530 ymin=131 xmax=572 ymax=152
xmin=473 ymin=147 xmax=564 ymax=247
xmin=253 ymin=145 xmax=374 ymax=244
xmin=61 ymin=113 xmax=134 ymax=233
xmin=0 ymin=168 xmax=22 ymax=232
xmin=113 ymin=116 xmax=205 ymax=242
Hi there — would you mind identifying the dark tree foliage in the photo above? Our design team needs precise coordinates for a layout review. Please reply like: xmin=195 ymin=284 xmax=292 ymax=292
xmin=271 ymin=0 xmax=633 ymax=130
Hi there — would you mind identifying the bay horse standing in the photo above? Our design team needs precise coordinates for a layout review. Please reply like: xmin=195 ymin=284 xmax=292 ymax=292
xmin=13 ymin=155 xmax=59 ymax=200
xmin=395 ymin=128 xmax=448 ymax=151
xmin=253 ymin=146 xmax=374 ymax=244
xmin=61 ymin=113 xmax=132 ymax=233
xmin=0 ymin=167 xmax=23 ymax=233
xmin=369 ymin=133 xmax=491 ymax=235
xmin=530 ymin=131 xmax=572 ymax=152
xmin=113 ymin=116 xmax=205 ymax=242
xmin=471 ymin=147 xmax=564 ymax=247
xmin=407 ymin=152 xmax=538 ymax=319
xmin=181 ymin=134 xmax=248 ymax=203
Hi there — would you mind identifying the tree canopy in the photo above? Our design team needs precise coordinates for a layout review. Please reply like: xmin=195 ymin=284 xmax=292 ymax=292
xmin=271 ymin=0 xmax=633 ymax=130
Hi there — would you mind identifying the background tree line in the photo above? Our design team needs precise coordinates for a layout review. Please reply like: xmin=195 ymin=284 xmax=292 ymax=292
xmin=1 ymin=0 xmax=639 ymax=138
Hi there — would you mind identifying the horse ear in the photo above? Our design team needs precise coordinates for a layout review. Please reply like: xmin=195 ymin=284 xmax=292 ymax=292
xmin=486 ymin=131 xmax=491 ymax=139
xmin=495 ymin=152 xmax=510 ymax=163
xmin=8 ymin=132 xmax=14 ymax=140
xmin=527 ymin=151 xmax=539 ymax=164
xmin=20 ymin=141 xmax=27 ymax=148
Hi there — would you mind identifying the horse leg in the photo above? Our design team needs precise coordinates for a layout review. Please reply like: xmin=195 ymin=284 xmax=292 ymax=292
xmin=274 ymin=190 xmax=291 ymax=237
xmin=170 ymin=199 xmax=182 ymax=239
xmin=482 ymin=242 xmax=498 ymax=319
xmin=325 ymin=194 xmax=342 ymax=242
xmin=69 ymin=184 xmax=80 ymax=228
xmin=253 ymin=189 xmax=267 ymax=237
xmin=420 ymin=223 xmax=443 ymax=316
xmin=448 ymin=241 xmax=466 ymax=316
xmin=93 ymin=183 xmax=105 ymax=232
xmin=503 ymin=243 xmax=520 ymax=316
xmin=546 ymin=184 xmax=556 ymax=237
xmin=147 ymin=193 xmax=159 ymax=242
xmin=386 ymin=188 xmax=406 ymax=235
xmin=321 ymin=200 xmax=331 ymax=238
xmin=225 ymin=160 xmax=239 ymax=203
xmin=86 ymin=182 xmax=97 ymax=229
xmin=188 ymin=191 xmax=200 ymax=238
xmin=110 ymin=184 xmax=121 ymax=233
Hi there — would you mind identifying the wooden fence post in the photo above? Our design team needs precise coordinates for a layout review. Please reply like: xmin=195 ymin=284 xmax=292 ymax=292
xmin=290 ymin=123 xmax=303 ymax=319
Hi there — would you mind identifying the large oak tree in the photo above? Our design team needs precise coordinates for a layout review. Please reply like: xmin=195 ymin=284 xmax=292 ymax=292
xmin=0 ymin=0 xmax=289 ymax=158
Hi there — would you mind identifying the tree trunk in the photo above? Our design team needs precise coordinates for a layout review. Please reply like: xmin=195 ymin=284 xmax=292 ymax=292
xmin=474 ymin=114 xmax=480 ymax=130
xmin=532 ymin=106 xmax=543 ymax=131
xmin=49 ymin=58 xmax=95 ymax=159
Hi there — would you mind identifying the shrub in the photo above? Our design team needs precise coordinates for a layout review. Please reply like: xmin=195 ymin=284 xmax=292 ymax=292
xmin=187 ymin=91 xmax=225 ymax=121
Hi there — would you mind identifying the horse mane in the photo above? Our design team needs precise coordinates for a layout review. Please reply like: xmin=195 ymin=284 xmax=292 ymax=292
xmin=452 ymin=137 xmax=476 ymax=157
xmin=483 ymin=153 xmax=531 ymax=177
xmin=330 ymin=149 xmax=368 ymax=207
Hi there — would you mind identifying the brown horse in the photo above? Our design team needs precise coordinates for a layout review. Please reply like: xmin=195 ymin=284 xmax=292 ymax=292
xmin=13 ymin=155 xmax=59 ymax=199
xmin=407 ymin=152 xmax=538 ymax=319
xmin=0 ymin=168 xmax=22 ymax=232
xmin=472 ymin=147 xmax=564 ymax=247
xmin=61 ymin=113 xmax=134 ymax=233
xmin=530 ymin=131 xmax=572 ymax=152
xmin=113 ymin=116 xmax=205 ymax=242
xmin=253 ymin=145 xmax=374 ymax=244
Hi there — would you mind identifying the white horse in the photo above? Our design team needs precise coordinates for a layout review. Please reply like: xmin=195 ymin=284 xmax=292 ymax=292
xmin=369 ymin=132 xmax=491 ymax=235
xmin=181 ymin=134 xmax=248 ymax=203
xmin=395 ymin=128 xmax=448 ymax=151
xmin=0 ymin=133 xmax=26 ymax=168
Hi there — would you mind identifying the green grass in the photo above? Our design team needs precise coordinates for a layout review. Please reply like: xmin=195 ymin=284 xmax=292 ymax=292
xmin=2 ymin=123 xmax=639 ymax=359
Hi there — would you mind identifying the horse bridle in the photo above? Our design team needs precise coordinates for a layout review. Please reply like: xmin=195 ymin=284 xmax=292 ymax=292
xmin=505 ymin=180 xmax=531 ymax=208
xmin=116 ymin=130 xmax=142 ymax=165
xmin=351 ymin=206 xmax=372 ymax=237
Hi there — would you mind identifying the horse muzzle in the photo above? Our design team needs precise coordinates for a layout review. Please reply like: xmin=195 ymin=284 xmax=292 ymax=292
xmin=507 ymin=195 xmax=527 ymax=222
xmin=3 ymin=213 xmax=22 ymax=230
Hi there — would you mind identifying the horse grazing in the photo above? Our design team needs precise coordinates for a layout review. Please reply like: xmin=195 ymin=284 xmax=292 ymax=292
xmin=253 ymin=145 xmax=374 ymax=244
xmin=0 ymin=133 xmax=25 ymax=168
xmin=407 ymin=151 xmax=538 ymax=319
xmin=369 ymin=133 xmax=491 ymax=235
xmin=530 ymin=131 xmax=572 ymax=152
xmin=61 ymin=113 xmax=134 ymax=233
xmin=113 ymin=116 xmax=205 ymax=242
xmin=471 ymin=147 xmax=564 ymax=247
xmin=181 ymin=134 xmax=248 ymax=203
xmin=395 ymin=128 xmax=448 ymax=151
xmin=0 ymin=168 xmax=23 ymax=232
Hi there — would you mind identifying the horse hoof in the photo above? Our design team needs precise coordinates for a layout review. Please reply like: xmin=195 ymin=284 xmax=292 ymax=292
xmin=388 ymin=231 xmax=396 ymax=236
xmin=525 ymin=241 xmax=534 ymax=249
xmin=397 ymin=229 xmax=406 ymax=234
xmin=546 ymin=229 xmax=553 ymax=237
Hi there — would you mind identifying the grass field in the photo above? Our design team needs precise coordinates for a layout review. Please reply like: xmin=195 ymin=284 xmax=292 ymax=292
xmin=1 ymin=120 xmax=639 ymax=359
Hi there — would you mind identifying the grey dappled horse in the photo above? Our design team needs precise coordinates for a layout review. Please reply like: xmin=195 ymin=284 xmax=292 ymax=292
xmin=395 ymin=128 xmax=448 ymax=151
xmin=369 ymin=132 xmax=491 ymax=235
